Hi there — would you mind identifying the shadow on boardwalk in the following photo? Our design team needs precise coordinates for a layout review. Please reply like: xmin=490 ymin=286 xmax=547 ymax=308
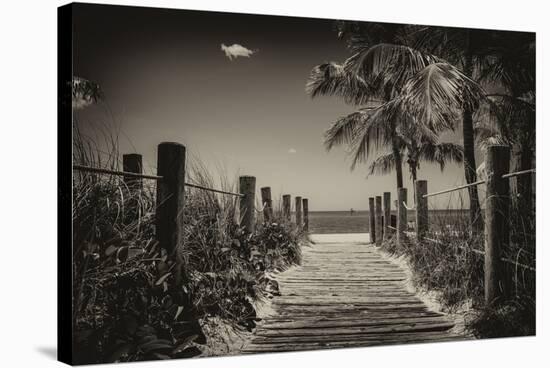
xmin=243 ymin=234 xmax=470 ymax=354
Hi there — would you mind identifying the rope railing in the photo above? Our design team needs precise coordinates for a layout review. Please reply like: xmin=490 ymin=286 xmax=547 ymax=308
xmin=73 ymin=164 xmax=244 ymax=197
xmin=73 ymin=164 xmax=163 ymax=180
xmin=423 ymin=236 xmax=535 ymax=272
xmin=185 ymin=183 xmax=243 ymax=197
xmin=422 ymin=168 xmax=535 ymax=198
xmin=501 ymin=168 xmax=536 ymax=179
xmin=382 ymin=147 xmax=535 ymax=306
xmin=423 ymin=180 xmax=486 ymax=198
xmin=388 ymin=226 xmax=536 ymax=272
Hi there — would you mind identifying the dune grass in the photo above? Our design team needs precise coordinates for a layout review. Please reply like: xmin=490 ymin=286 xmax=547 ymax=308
xmin=71 ymin=126 xmax=307 ymax=363
xmin=380 ymin=191 xmax=535 ymax=338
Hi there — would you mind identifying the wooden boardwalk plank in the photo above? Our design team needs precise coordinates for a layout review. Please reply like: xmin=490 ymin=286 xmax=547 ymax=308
xmin=242 ymin=236 xmax=464 ymax=354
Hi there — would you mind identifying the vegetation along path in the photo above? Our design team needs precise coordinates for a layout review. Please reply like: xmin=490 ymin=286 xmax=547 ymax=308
xmin=243 ymin=234 xmax=464 ymax=353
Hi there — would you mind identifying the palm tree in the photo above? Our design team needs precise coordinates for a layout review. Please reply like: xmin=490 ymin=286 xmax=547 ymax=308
xmin=308 ymin=24 xmax=442 ymax=189
xmin=405 ymin=26 xmax=522 ymax=232
xmin=307 ymin=25 xmax=484 ymax=200
xmin=476 ymin=31 xmax=535 ymax=217
xmin=307 ymin=23 xmax=409 ymax=189
xmin=367 ymin=117 xmax=463 ymax=203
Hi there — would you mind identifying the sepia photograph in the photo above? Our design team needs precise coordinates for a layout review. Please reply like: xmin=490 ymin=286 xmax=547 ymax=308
xmin=58 ymin=2 xmax=535 ymax=365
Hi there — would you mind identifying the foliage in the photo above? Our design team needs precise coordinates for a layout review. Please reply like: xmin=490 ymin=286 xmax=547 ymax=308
xmin=467 ymin=296 xmax=535 ymax=338
xmin=72 ymin=125 xmax=306 ymax=363
xmin=72 ymin=76 xmax=103 ymax=109
xmin=380 ymin=192 xmax=535 ymax=336
xmin=306 ymin=24 xmax=483 ymax=191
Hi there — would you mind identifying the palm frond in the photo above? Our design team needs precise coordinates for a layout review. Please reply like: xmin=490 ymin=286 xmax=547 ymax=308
xmin=346 ymin=43 xmax=440 ymax=97
xmin=367 ymin=152 xmax=398 ymax=176
xmin=401 ymin=62 xmax=486 ymax=132
xmin=306 ymin=62 xmax=376 ymax=105
xmin=477 ymin=32 xmax=535 ymax=95
xmin=419 ymin=142 xmax=464 ymax=171
xmin=475 ymin=93 xmax=535 ymax=148
xmin=348 ymin=103 xmax=398 ymax=170
xmin=72 ymin=76 xmax=103 ymax=109
xmin=323 ymin=109 xmax=369 ymax=151
xmin=474 ymin=118 xmax=510 ymax=149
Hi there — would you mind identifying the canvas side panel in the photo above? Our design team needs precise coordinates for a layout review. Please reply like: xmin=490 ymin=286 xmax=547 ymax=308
xmin=58 ymin=3 xmax=74 ymax=366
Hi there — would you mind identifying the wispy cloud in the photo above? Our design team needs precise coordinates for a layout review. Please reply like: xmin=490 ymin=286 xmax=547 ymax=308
xmin=221 ymin=43 xmax=257 ymax=60
xmin=288 ymin=148 xmax=297 ymax=154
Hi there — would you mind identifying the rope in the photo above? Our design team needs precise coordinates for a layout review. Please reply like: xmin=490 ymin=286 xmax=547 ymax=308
xmin=402 ymin=201 xmax=415 ymax=210
xmin=422 ymin=236 xmax=534 ymax=271
xmin=73 ymin=164 xmax=243 ymax=197
xmin=423 ymin=168 xmax=535 ymax=198
xmin=185 ymin=183 xmax=243 ymax=197
xmin=423 ymin=180 xmax=486 ymax=198
xmin=73 ymin=164 xmax=163 ymax=180
xmin=501 ymin=168 xmax=536 ymax=179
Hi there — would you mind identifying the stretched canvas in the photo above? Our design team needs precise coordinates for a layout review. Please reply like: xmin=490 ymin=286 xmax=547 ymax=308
xmin=58 ymin=2 xmax=536 ymax=365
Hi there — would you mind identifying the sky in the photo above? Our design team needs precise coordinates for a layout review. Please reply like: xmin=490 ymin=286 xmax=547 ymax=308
xmin=73 ymin=3 xmax=483 ymax=211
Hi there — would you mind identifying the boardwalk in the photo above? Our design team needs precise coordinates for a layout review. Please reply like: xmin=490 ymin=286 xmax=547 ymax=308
xmin=244 ymin=234 xmax=463 ymax=354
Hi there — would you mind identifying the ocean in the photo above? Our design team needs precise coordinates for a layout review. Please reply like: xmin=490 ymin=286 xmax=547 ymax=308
xmin=308 ymin=210 xmax=469 ymax=234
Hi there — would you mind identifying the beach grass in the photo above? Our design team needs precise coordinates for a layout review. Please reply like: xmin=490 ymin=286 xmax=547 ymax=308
xmin=71 ymin=126 xmax=307 ymax=363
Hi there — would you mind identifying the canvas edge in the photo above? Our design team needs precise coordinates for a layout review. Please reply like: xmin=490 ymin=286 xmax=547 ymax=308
xmin=58 ymin=2 xmax=74 ymax=366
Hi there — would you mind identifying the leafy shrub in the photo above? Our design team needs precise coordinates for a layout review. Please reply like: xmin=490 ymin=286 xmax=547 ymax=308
xmin=72 ymin=129 xmax=306 ymax=363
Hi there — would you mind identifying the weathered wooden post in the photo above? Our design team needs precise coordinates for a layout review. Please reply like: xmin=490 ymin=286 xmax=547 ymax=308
xmin=485 ymin=145 xmax=511 ymax=305
xmin=260 ymin=186 xmax=273 ymax=222
xmin=156 ymin=143 xmax=186 ymax=255
xmin=239 ymin=176 xmax=256 ymax=233
xmin=383 ymin=192 xmax=391 ymax=240
xmin=282 ymin=194 xmax=291 ymax=221
xmin=415 ymin=180 xmax=428 ymax=241
xmin=302 ymin=198 xmax=309 ymax=231
xmin=375 ymin=196 xmax=383 ymax=245
xmin=369 ymin=197 xmax=376 ymax=244
xmin=123 ymin=153 xmax=143 ymax=191
xmin=397 ymin=188 xmax=408 ymax=247
xmin=295 ymin=196 xmax=303 ymax=227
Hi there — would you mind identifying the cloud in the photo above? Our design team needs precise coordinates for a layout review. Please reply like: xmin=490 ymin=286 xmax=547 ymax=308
xmin=288 ymin=148 xmax=297 ymax=154
xmin=221 ymin=43 xmax=258 ymax=60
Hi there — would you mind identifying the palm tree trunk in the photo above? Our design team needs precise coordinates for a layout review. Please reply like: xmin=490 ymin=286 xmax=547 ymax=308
xmin=463 ymin=108 xmax=483 ymax=234
xmin=392 ymin=135 xmax=404 ymax=189
xmin=462 ymin=40 xmax=483 ymax=235
xmin=411 ymin=165 xmax=418 ymax=205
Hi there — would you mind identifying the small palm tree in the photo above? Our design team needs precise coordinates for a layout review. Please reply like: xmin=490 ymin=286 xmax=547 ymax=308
xmin=368 ymin=139 xmax=464 ymax=182
xmin=367 ymin=117 xmax=463 ymax=203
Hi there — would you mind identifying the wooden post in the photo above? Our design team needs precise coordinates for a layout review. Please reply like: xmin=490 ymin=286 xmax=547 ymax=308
xmin=375 ymin=196 xmax=382 ymax=245
xmin=383 ymin=192 xmax=391 ymax=240
xmin=239 ymin=176 xmax=256 ymax=233
xmin=260 ymin=186 xmax=273 ymax=222
xmin=485 ymin=145 xmax=511 ymax=305
xmin=369 ymin=197 xmax=376 ymax=244
xmin=282 ymin=194 xmax=291 ymax=221
xmin=302 ymin=198 xmax=309 ymax=231
xmin=295 ymin=196 xmax=303 ymax=227
xmin=156 ymin=142 xmax=186 ymax=255
xmin=123 ymin=153 xmax=143 ymax=190
xmin=397 ymin=188 xmax=408 ymax=247
xmin=415 ymin=180 xmax=428 ymax=241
